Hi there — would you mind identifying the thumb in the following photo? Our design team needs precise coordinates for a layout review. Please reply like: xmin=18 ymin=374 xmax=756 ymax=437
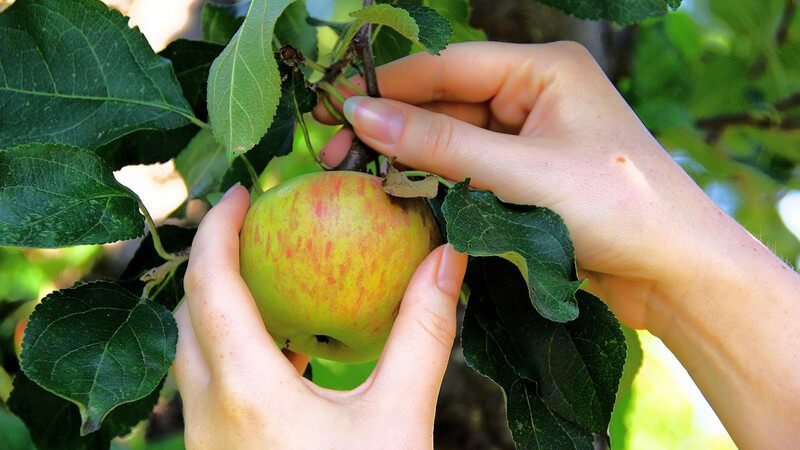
xmin=369 ymin=245 xmax=468 ymax=410
xmin=342 ymin=96 xmax=524 ymax=192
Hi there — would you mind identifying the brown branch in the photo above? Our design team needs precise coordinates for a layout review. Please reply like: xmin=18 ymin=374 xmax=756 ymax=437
xmin=696 ymin=92 xmax=800 ymax=136
xmin=334 ymin=0 xmax=380 ymax=173
xmin=777 ymin=0 xmax=797 ymax=46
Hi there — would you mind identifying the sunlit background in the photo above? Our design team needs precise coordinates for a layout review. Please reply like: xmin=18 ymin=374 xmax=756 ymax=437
xmin=2 ymin=0 xmax=799 ymax=448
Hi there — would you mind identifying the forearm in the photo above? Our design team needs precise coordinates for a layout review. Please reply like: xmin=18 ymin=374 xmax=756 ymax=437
xmin=649 ymin=215 xmax=800 ymax=449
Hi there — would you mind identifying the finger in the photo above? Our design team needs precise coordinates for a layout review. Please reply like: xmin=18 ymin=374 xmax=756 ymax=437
xmin=369 ymin=245 xmax=467 ymax=411
xmin=341 ymin=95 xmax=539 ymax=198
xmin=282 ymin=349 xmax=311 ymax=375
xmin=172 ymin=301 xmax=209 ymax=404
xmin=319 ymin=127 xmax=354 ymax=167
xmin=184 ymin=184 xmax=298 ymax=383
xmin=313 ymin=41 xmax=554 ymax=128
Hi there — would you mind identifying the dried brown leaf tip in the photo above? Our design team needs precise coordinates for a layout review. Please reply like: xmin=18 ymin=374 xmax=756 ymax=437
xmin=381 ymin=158 xmax=438 ymax=199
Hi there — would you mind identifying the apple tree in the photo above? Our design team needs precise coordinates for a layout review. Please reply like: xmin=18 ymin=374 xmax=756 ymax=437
xmin=0 ymin=0 xmax=685 ymax=448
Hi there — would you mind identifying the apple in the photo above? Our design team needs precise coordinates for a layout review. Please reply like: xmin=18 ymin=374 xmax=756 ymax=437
xmin=239 ymin=171 xmax=441 ymax=363
xmin=14 ymin=317 xmax=27 ymax=358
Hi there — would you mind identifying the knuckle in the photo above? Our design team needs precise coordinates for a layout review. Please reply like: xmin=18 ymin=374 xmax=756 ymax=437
xmin=553 ymin=40 xmax=592 ymax=60
xmin=420 ymin=113 xmax=457 ymax=162
xmin=415 ymin=304 xmax=456 ymax=349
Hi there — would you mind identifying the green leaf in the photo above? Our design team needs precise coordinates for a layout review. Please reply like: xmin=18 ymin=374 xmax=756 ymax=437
xmin=175 ymin=130 xmax=229 ymax=200
xmin=162 ymin=39 xmax=226 ymax=121
xmin=94 ymin=126 xmax=198 ymax=171
xmin=93 ymin=39 xmax=224 ymax=170
xmin=0 ymin=144 xmax=144 ymax=248
xmin=207 ymin=0 xmax=295 ymax=158
xmin=0 ymin=406 xmax=35 ymax=450
xmin=219 ymin=60 xmax=315 ymax=190
xmin=20 ymin=281 xmax=177 ymax=435
xmin=428 ymin=0 xmax=486 ymax=42
xmin=534 ymin=0 xmax=681 ymax=24
xmin=0 ymin=0 xmax=195 ymax=150
xmin=350 ymin=3 xmax=452 ymax=54
xmin=201 ymin=1 xmax=245 ymax=45
xmin=441 ymin=181 xmax=582 ymax=323
xmin=275 ymin=1 xmax=319 ymax=61
xmin=8 ymin=373 xmax=163 ymax=450
xmin=461 ymin=257 xmax=626 ymax=449
xmin=121 ymin=225 xmax=196 ymax=311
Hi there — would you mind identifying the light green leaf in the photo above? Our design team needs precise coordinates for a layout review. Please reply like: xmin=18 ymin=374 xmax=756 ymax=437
xmin=0 ymin=143 xmax=144 ymax=248
xmin=0 ymin=0 xmax=195 ymax=150
xmin=20 ymin=281 xmax=177 ymax=435
xmin=207 ymin=0 xmax=295 ymax=158
xmin=350 ymin=3 xmax=452 ymax=54
xmin=175 ymin=129 xmax=229 ymax=200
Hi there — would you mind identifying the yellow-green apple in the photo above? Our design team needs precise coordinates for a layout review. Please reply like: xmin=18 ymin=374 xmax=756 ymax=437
xmin=239 ymin=171 xmax=441 ymax=363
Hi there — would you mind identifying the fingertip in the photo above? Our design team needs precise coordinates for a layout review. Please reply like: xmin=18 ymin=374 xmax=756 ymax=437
xmin=320 ymin=127 xmax=354 ymax=167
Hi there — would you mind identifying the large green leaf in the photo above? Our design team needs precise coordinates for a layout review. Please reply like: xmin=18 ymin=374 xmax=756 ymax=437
xmin=0 ymin=143 xmax=144 ymax=248
xmin=8 ymin=373 xmax=163 ymax=450
xmin=207 ymin=0 xmax=295 ymax=158
xmin=441 ymin=181 xmax=582 ymax=323
xmin=350 ymin=3 xmax=452 ymax=54
xmin=94 ymin=39 xmax=224 ymax=170
xmin=219 ymin=60 xmax=315 ymax=190
xmin=462 ymin=257 xmax=626 ymax=449
xmin=535 ymin=0 xmax=681 ymax=24
xmin=20 ymin=281 xmax=177 ymax=435
xmin=0 ymin=0 xmax=195 ymax=150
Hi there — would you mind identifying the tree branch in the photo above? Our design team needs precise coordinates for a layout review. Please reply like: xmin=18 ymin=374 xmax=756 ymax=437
xmin=697 ymin=92 xmax=800 ymax=137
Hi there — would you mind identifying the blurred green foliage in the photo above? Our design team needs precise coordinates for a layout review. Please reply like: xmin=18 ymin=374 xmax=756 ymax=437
xmin=624 ymin=0 xmax=800 ymax=266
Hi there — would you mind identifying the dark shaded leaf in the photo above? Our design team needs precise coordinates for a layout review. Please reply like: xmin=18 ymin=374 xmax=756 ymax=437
xmin=8 ymin=373 xmax=163 ymax=450
xmin=428 ymin=0 xmax=486 ymax=42
xmin=175 ymin=129 xmax=228 ymax=200
xmin=461 ymin=257 xmax=626 ymax=449
xmin=0 ymin=0 xmax=194 ymax=150
xmin=441 ymin=181 xmax=582 ymax=323
xmin=0 ymin=144 xmax=144 ymax=248
xmin=20 ymin=281 xmax=177 ymax=434
xmin=120 ymin=225 xmax=196 ymax=311
xmin=201 ymin=1 xmax=244 ymax=45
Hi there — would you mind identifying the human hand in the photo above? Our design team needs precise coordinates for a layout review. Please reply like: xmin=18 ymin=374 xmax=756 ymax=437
xmin=314 ymin=41 xmax=734 ymax=330
xmin=173 ymin=185 xmax=468 ymax=449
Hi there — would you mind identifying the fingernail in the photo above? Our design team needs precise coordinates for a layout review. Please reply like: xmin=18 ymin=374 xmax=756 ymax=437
xmin=436 ymin=244 xmax=467 ymax=298
xmin=343 ymin=96 xmax=405 ymax=145
xmin=221 ymin=183 xmax=241 ymax=201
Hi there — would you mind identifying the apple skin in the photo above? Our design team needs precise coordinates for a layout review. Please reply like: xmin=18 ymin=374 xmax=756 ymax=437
xmin=239 ymin=171 xmax=441 ymax=363
xmin=14 ymin=317 xmax=27 ymax=358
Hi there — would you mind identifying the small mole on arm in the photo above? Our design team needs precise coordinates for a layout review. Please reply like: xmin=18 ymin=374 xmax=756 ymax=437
xmin=616 ymin=156 xmax=626 ymax=163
